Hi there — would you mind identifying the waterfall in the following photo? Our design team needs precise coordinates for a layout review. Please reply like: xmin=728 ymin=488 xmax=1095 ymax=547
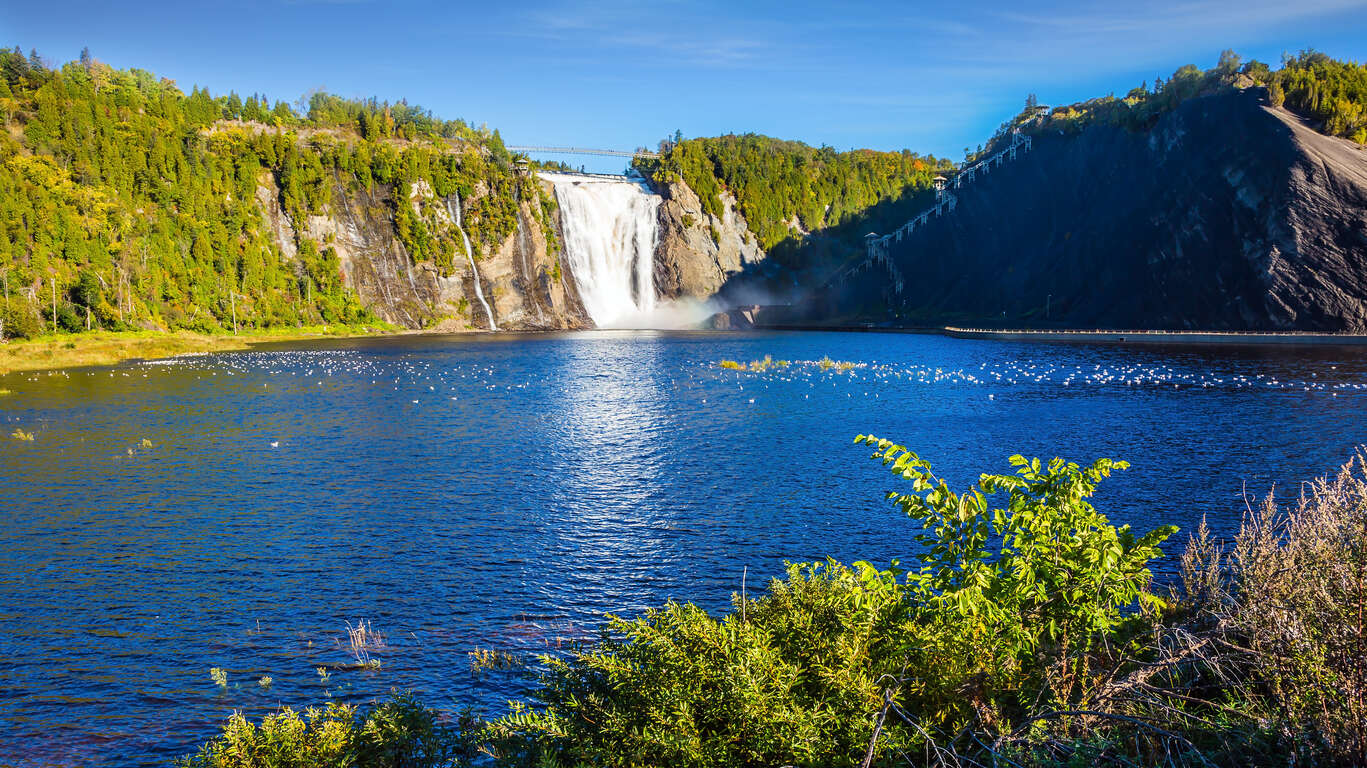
xmin=447 ymin=194 xmax=497 ymax=331
xmin=544 ymin=172 xmax=661 ymax=328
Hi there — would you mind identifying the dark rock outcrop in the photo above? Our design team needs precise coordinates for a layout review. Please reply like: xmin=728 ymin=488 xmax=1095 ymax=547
xmin=822 ymin=88 xmax=1367 ymax=331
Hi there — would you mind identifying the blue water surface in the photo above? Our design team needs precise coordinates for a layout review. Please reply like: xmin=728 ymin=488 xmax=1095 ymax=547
xmin=2 ymin=330 xmax=1365 ymax=766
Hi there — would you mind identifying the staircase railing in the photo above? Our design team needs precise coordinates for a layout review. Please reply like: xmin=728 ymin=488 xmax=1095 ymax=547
xmin=839 ymin=131 xmax=1034 ymax=296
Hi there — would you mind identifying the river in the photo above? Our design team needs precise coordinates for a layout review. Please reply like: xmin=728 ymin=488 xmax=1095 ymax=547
xmin=2 ymin=330 xmax=1365 ymax=766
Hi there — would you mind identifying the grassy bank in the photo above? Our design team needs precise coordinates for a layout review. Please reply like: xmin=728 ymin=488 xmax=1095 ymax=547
xmin=0 ymin=326 xmax=396 ymax=375
xmin=178 ymin=440 xmax=1367 ymax=768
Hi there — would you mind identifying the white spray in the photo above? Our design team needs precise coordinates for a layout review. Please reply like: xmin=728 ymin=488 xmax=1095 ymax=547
xmin=544 ymin=172 xmax=661 ymax=328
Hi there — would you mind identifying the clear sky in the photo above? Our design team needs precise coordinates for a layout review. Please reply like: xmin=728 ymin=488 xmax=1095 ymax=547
xmin=5 ymin=0 xmax=1366 ymax=172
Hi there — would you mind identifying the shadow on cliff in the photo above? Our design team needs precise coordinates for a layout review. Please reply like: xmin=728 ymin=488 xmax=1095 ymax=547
xmin=717 ymin=87 xmax=1367 ymax=332
xmin=708 ymin=183 xmax=948 ymax=323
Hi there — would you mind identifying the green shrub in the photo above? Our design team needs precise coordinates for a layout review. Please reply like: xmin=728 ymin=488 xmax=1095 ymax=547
xmin=0 ymin=301 xmax=42 ymax=339
xmin=490 ymin=439 xmax=1178 ymax=767
xmin=55 ymin=302 xmax=83 ymax=333
xmin=491 ymin=561 xmax=912 ymax=768
xmin=176 ymin=692 xmax=480 ymax=768
xmin=855 ymin=436 xmax=1177 ymax=729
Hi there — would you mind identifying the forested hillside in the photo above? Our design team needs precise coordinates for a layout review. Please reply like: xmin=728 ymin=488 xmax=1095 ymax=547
xmin=0 ymin=47 xmax=545 ymax=339
xmin=636 ymin=134 xmax=953 ymax=253
xmin=978 ymin=49 xmax=1367 ymax=152
xmin=1273 ymin=51 xmax=1367 ymax=142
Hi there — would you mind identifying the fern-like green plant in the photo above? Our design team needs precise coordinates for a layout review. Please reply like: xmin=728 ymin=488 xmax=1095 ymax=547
xmin=854 ymin=435 xmax=1177 ymax=723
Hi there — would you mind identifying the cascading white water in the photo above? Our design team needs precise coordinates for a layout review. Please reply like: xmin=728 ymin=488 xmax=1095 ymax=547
xmin=544 ymin=172 xmax=661 ymax=328
xmin=447 ymin=194 xmax=498 ymax=330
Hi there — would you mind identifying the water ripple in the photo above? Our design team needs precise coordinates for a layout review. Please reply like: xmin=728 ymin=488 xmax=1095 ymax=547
xmin=2 ymin=330 xmax=1366 ymax=766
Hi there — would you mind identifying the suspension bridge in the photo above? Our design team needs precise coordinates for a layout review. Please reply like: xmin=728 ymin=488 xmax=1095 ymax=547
xmin=507 ymin=146 xmax=660 ymax=159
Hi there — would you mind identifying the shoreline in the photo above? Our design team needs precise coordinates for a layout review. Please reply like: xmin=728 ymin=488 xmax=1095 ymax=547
xmin=8 ymin=322 xmax=1367 ymax=376
xmin=0 ymin=326 xmax=404 ymax=375
xmin=754 ymin=322 xmax=1367 ymax=346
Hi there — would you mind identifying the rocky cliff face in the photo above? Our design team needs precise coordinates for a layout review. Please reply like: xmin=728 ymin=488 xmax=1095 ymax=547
xmin=824 ymin=87 xmax=1367 ymax=331
xmin=254 ymin=162 xmax=777 ymax=331
xmin=256 ymin=171 xmax=590 ymax=331
xmin=649 ymin=178 xmax=766 ymax=301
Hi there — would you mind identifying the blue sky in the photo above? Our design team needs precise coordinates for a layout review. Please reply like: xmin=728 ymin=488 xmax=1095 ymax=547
xmin=5 ymin=0 xmax=1366 ymax=172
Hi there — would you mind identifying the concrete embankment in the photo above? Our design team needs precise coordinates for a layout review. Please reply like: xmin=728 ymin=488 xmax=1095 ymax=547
xmin=940 ymin=326 xmax=1367 ymax=346
xmin=711 ymin=307 xmax=1367 ymax=346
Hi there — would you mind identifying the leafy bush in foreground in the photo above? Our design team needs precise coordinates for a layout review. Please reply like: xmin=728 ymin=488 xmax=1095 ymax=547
xmin=181 ymin=442 xmax=1367 ymax=767
xmin=488 ymin=439 xmax=1177 ymax=767
xmin=176 ymin=692 xmax=479 ymax=768
xmin=857 ymin=438 xmax=1177 ymax=748
xmin=489 ymin=561 xmax=911 ymax=768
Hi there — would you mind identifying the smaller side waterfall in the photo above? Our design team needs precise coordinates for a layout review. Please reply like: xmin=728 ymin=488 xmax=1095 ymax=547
xmin=447 ymin=194 xmax=498 ymax=330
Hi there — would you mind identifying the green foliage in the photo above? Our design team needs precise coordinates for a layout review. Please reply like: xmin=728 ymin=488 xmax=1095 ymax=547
xmin=1009 ymin=49 xmax=1367 ymax=147
xmin=1005 ymin=62 xmax=1224 ymax=143
xmin=492 ymin=561 xmax=912 ymax=768
xmin=855 ymin=435 xmax=1177 ymax=723
xmin=303 ymin=91 xmax=484 ymax=143
xmin=0 ymin=46 xmax=542 ymax=337
xmin=176 ymin=692 xmax=481 ymax=768
xmin=859 ymin=436 xmax=1174 ymax=643
xmin=1 ymin=298 xmax=41 ymax=339
xmin=636 ymin=134 xmax=951 ymax=252
xmin=1274 ymin=50 xmax=1367 ymax=143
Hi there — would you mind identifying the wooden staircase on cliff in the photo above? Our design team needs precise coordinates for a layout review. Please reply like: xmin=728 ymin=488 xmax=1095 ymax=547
xmin=835 ymin=131 xmax=1035 ymax=297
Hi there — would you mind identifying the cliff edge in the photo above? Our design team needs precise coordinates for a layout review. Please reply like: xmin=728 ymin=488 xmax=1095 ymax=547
xmin=822 ymin=87 xmax=1367 ymax=331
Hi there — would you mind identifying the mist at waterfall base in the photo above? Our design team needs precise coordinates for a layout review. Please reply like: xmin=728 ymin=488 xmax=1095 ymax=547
xmin=545 ymin=172 xmax=713 ymax=330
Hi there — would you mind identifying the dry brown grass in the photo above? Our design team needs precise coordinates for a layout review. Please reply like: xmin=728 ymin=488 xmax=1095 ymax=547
xmin=1161 ymin=452 xmax=1367 ymax=763
xmin=1228 ymin=454 xmax=1367 ymax=759
xmin=345 ymin=619 xmax=386 ymax=669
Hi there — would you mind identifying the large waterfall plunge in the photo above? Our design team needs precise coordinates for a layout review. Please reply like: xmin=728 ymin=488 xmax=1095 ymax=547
xmin=544 ymin=173 xmax=662 ymax=328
